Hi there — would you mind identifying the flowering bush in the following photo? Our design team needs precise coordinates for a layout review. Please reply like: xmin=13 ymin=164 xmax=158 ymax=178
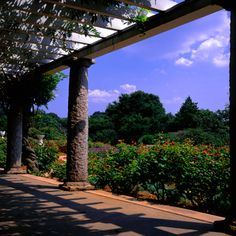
xmin=88 ymin=141 xmax=230 ymax=215
xmin=30 ymin=139 xmax=230 ymax=215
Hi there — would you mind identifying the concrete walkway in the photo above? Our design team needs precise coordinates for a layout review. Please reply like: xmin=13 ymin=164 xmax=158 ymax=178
xmin=0 ymin=174 xmax=230 ymax=236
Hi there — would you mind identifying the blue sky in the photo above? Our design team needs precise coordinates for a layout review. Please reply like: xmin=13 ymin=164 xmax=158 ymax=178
xmin=46 ymin=9 xmax=230 ymax=118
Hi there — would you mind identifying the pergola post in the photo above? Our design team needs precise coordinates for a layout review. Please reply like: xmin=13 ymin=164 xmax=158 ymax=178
xmin=60 ymin=58 xmax=95 ymax=191
xmin=5 ymin=102 xmax=25 ymax=174
xmin=229 ymin=4 xmax=236 ymax=223
xmin=214 ymin=5 xmax=236 ymax=234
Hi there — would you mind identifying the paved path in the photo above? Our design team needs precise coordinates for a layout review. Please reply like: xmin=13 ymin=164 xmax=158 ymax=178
xmin=0 ymin=174 xmax=230 ymax=236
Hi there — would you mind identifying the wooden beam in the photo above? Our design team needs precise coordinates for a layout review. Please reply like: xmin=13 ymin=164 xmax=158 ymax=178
xmin=0 ymin=1 xmax=129 ymax=31
xmin=0 ymin=34 xmax=82 ymax=52
xmin=1 ymin=9 xmax=105 ymax=39
xmin=39 ymin=0 xmax=223 ymax=74
xmin=0 ymin=39 xmax=69 ymax=56
xmin=0 ymin=31 xmax=88 ymax=50
xmin=0 ymin=46 xmax=62 ymax=60
xmin=42 ymin=0 xmax=136 ymax=22
xmin=0 ymin=28 xmax=97 ymax=46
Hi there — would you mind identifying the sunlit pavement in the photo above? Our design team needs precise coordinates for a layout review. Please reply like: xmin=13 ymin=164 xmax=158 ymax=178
xmin=0 ymin=174 xmax=230 ymax=236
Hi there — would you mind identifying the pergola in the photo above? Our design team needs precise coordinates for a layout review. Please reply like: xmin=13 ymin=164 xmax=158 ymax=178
xmin=0 ymin=0 xmax=235 ymax=231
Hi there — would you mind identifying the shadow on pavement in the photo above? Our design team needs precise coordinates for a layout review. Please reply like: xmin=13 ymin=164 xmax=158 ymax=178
xmin=0 ymin=175 xmax=228 ymax=236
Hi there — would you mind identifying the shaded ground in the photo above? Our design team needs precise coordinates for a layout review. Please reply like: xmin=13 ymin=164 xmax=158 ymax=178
xmin=0 ymin=174 xmax=230 ymax=236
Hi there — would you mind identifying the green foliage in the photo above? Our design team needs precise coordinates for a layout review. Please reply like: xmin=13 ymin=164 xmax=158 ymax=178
xmin=89 ymin=144 xmax=141 ymax=194
xmin=34 ymin=72 xmax=66 ymax=107
xmin=0 ymin=107 xmax=7 ymax=131
xmin=174 ymin=96 xmax=199 ymax=130
xmin=165 ymin=128 xmax=229 ymax=147
xmin=0 ymin=72 xmax=65 ymax=111
xmin=30 ymin=110 xmax=67 ymax=140
xmin=0 ymin=138 xmax=7 ymax=168
xmin=35 ymin=144 xmax=58 ymax=171
xmin=106 ymin=91 xmax=167 ymax=143
xmin=133 ymin=8 xmax=150 ymax=28
xmin=216 ymin=105 xmax=229 ymax=128
xmin=89 ymin=112 xmax=117 ymax=144
xmin=87 ymin=95 xmax=229 ymax=145
xmin=138 ymin=134 xmax=156 ymax=144
xmin=89 ymin=142 xmax=230 ymax=215
xmin=182 ymin=129 xmax=228 ymax=146
xmin=50 ymin=161 xmax=66 ymax=180
xmin=197 ymin=109 xmax=223 ymax=132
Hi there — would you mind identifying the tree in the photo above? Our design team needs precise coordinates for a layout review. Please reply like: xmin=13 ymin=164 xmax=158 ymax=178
xmin=0 ymin=71 xmax=65 ymax=172
xmin=197 ymin=109 xmax=225 ymax=132
xmin=89 ymin=112 xmax=117 ymax=144
xmin=1 ymin=1 xmax=150 ymax=172
xmin=216 ymin=105 xmax=229 ymax=129
xmin=174 ymin=96 xmax=199 ymax=130
xmin=30 ymin=110 xmax=67 ymax=140
xmin=0 ymin=1 xmax=149 ymax=74
xmin=0 ymin=107 xmax=7 ymax=131
xmin=106 ymin=91 xmax=167 ymax=143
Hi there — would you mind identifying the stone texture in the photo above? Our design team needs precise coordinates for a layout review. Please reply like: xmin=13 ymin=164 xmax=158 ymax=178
xmin=63 ymin=58 xmax=94 ymax=188
xmin=5 ymin=166 xmax=27 ymax=174
xmin=6 ymin=103 xmax=23 ymax=172
xmin=59 ymin=181 xmax=94 ymax=191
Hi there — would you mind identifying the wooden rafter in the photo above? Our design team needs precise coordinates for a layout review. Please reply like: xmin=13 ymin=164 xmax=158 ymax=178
xmin=0 ymin=0 xmax=223 ymax=76
xmin=0 ymin=1 xmax=129 ymax=31
xmin=42 ymin=0 xmax=138 ymax=22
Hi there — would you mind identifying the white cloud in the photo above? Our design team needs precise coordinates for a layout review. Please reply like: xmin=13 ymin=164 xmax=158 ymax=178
xmin=120 ymin=83 xmax=137 ymax=93
xmin=175 ymin=57 xmax=193 ymax=66
xmin=89 ymin=83 xmax=137 ymax=103
xmin=88 ymin=89 xmax=120 ymax=103
xmin=172 ymin=11 xmax=230 ymax=68
xmin=190 ymin=35 xmax=229 ymax=67
xmin=89 ymin=89 xmax=118 ymax=98
xmin=213 ymin=53 xmax=230 ymax=67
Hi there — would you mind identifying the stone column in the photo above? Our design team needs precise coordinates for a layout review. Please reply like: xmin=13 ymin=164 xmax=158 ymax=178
xmin=214 ymin=6 xmax=236 ymax=234
xmin=60 ymin=58 xmax=95 ymax=191
xmin=5 ymin=102 xmax=26 ymax=173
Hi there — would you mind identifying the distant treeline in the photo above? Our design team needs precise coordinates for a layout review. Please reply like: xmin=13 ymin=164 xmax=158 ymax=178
xmin=89 ymin=91 xmax=229 ymax=146
xmin=0 ymin=91 xmax=229 ymax=146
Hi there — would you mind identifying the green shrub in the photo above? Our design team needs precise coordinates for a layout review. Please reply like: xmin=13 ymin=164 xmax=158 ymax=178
xmin=138 ymin=134 xmax=156 ymax=144
xmin=89 ymin=144 xmax=141 ymax=194
xmin=50 ymin=161 xmax=66 ymax=180
xmin=88 ymin=141 xmax=108 ymax=148
xmin=88 ymin=141 xmax=230 ymax=215
xmin=35 ymin=145 xmax=58 ymax=171
xmin=39 ymin=126 xmax=65 ymax=140
xmin=28 ymin=127 xmax=43 ymax=138
xmin=0 ymin=138 xmax=6 ymax=168
xmin=166 ymin=128 xmax=229 ymax=147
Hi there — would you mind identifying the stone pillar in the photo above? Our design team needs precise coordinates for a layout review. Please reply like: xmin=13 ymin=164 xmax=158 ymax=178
xmin=60 ymin=58 xmax=95 ymax=191
xmin=5 ymin=102 xmax=26 ymax=174
xmin=214 ymin=7 xmax=236 ymax=234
